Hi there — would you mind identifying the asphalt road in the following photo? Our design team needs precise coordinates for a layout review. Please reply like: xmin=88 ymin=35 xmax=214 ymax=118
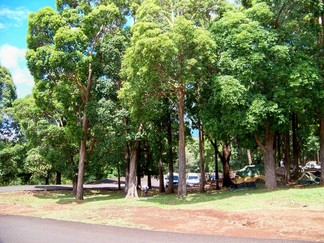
xmin=0 ymin=215 xmax=308 ymax=243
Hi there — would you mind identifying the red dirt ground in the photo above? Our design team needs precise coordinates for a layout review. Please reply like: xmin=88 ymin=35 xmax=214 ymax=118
xmin=1 ymin=191 xmax=323 ymax=242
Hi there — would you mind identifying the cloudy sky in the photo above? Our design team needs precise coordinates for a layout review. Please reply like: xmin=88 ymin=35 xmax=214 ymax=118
xmin=0 ymin=0 xmax=55 ymax=98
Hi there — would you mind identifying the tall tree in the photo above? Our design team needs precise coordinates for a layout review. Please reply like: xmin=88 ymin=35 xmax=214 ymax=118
xmin=209 ymin=1 xmax=322 ymax=189
xmin=26 ymin=1 xmax=126 ymax=199
xmin=122 ymin=0 xmax=215 ymax=197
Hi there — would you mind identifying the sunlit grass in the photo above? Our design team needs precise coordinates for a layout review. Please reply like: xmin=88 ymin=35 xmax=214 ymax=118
xmin=1 ymin=185 xmax=323 ymax=225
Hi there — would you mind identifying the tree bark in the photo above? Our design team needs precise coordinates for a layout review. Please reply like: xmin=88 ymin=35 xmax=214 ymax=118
xmin=124 ymin=141 xmax=130 ymax=193
xmin=247 ymin=149 xmax=253 ymax=165
xmin=126 ymin=141 xmax=140 ymax=198
xmin=221 ymin=143 xmax=232 ymax=188
xmin=76 ymin=110 xmax=89 ymax=200
xmin=284 ymin=131 xmax=291 ymax=181
xmin=76 ymin=63 xmax=93 ymax=200
xmin=177 ymin=88 xmax=187 ymax=197
xmin=320 ymin=117 xmax=324 ymax=186
xmin=255 ymin=122 xmax=277 ymax=189
xmin=292 ymin=113 xmax=300 ymax=168
xmin=198 ymin=121 xmax=205 ymax=193
xmin=209 ymin=139 xmax=220 ymax=190
xmin=166 ymin=110 xmax=175 ymax=194
xmin=56 ymin=171 xmax=61 ymax=185
xmin=158 ymin=156 xmax=165 ymax=193
xmin=145 ymin=144 xmax=152 ymax=189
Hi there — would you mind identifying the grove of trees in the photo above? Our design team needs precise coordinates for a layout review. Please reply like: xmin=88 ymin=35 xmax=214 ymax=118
xmin=0 ymin=0 xmax=323 ymax=199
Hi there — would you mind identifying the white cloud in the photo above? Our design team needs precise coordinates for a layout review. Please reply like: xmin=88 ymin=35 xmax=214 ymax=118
xmin=0 ymin=6 xmax=29 ymax=28
xmin=12 ymin=66 xmax=34 ymax=86
xmin=0 ymin=23 xmax=4 ymax=29
xmin=0 ymin=44 xmax=34 ymax=94
xmin=0 ymin=44 xmax=26 ymax=69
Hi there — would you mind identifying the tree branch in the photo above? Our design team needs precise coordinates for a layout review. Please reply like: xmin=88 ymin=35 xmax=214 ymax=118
xmin=254 ymin=133 xmax=266 ymax=153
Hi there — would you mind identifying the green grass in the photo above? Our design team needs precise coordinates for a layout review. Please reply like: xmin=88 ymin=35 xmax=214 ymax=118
xmin=1 ymin=186 xmax=323 ymax=226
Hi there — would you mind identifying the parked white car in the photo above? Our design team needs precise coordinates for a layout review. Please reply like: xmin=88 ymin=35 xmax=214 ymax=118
xmin=186 ymin=173 xmax=200 ymax=187
xmin=164 ymin=173 xmax=179 ymax=187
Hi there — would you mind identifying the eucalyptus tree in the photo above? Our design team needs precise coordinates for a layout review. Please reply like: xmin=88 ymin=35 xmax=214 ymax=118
xmin=122 ymin=0 xmax=216 ymax=197
xmin=26 ymin=0 xmax=127 ymax=199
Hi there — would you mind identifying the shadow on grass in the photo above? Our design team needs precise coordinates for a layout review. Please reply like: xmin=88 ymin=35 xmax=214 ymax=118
xmin=32 ymin=183 xmax=322 ymax=207
xmin=32 ymin=189 xmax=126 ymax=204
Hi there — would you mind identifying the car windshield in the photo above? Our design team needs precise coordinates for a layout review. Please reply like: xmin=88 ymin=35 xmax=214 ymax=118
xmin=188 ymin=176 xmax=198 ymax=180
xmin=167 ymin=175 xmax=178 ymax=180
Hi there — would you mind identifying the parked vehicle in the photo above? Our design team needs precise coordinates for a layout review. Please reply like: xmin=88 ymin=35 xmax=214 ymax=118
xmin=303 ymin=161 xmax=321 ymax=171
xmin=186 ymin=173 xmax=200 ymax=187
xmin=232 ymin=164 xmax=265 ymax=185
xmin=164 ymin=173 xmax=179 ymax=187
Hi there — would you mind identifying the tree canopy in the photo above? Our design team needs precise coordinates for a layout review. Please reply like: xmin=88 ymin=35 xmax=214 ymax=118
xmin=2 ymin=0 xmax=323 ymax=197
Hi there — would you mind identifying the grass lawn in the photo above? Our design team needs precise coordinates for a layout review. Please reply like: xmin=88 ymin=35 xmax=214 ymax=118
xmin=1 ymin=185 xmax=324 ymax=241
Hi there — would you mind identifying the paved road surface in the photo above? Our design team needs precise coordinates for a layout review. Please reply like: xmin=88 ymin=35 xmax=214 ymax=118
xmin=0 ymin=215 xmax=308 ymax=243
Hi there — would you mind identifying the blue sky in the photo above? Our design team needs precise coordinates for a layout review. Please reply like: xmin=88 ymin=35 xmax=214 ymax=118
xmin=0 ymin=0 xmax=56 ymax=98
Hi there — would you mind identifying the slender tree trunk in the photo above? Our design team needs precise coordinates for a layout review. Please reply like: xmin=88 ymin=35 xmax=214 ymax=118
xmin=214 ymin=143 xmax=220 ymax=190
xmin=198 ymin=121 xmax=205 ymax=193
xmin=247 ymin=149 xmax=253 ymax=165
xmin=126 ymin=141 xmax=140 ymax=198
xmin=124 ymin=141 xmax=130 ymax=193
xmin=146 ymin=144 xmax=152 ymax=189
xmin=255 ymin=122 xmax=277 ymax=189
xmin=292 ymin=113 xmax=300 ymax=168
xmin=221 ymin=143 xmax=232 ymax=188
xmin=117 ymin=163 xmax=121 ymax=190
xmin=177 ymin=88 xmax=187 ymax=197
xmin=159 ymin=155 xmax=165 ymax=193
xmin=320 ymin=117 xmax=324 ymax=186
xmin=76 ymin=113 xmax=88 ymax=200
xmin=209 ymin=139 xmax=220 ymax=190
xmin=56 ymin=171 xmax=61 ymax=185
xmin=284 ymin=131 xmax=291 ymax=181
xmin=76 ymin=63 xmax=93 ymax=200
xmin=72 ymin=175 xmax=77 ymax=196
xmin=166 ymin=110 xmax=174 ymax=194
xmin=45 ymin=172 xmax=50 ymax=185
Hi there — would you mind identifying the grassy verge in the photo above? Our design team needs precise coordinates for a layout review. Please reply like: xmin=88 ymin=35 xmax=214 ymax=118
xmin=1 ymin=186 xmax=324 ymax=209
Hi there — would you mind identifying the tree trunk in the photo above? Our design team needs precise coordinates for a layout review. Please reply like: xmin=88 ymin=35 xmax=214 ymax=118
xmin=247 ymin=149 xmax=253 ymax=165
xmin=72 ymin=175 xmax=77 ymax=196
xmin=158 ymin=156 xmax=165 ymax=193
xmin=210 ymin=140 xmax=220 ymax=190
xmin=146 ymin=144 xmax=152 ymax=189
xmin=166 ymin=110 xmax=175 ymax=194
xmin=284 ymin=131 xmax=291 ymax=181
xmin=117 ymin=164 xmax=121 ymax=190
xmin=126 ymin=141 xmax=140 ymax=198
xmin=320 ymin=117 xmax=324 ymax=186
xmin=45 ymin=172 xmax=50 ymax=185
xmin=221 ymin=143 xmax=232 ymax=188
xmin=198 ymin=121 xmax=205 ymax=193
xmin=292 ymin=113 xmax=300 ymax=168
xmin=214 ymin=143 xmax=220 ymax=190
xmin=124 ymin=141 xmax=130 ymax=193
xmin=177 ymin=88 xmax=187 ymax=197
xmin=56 ymin=171 xmax=61 ymax=185
xmin=76 ymin=63 xmax=93 ymax=200
xmin=255 ymin=122 xmax=277 ymax=189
